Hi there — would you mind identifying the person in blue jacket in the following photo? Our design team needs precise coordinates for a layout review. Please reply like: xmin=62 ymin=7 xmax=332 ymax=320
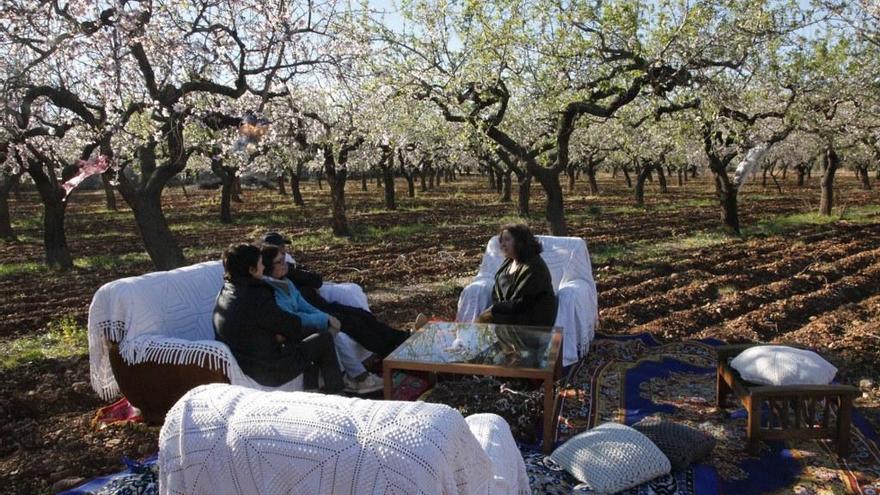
xmin=260 ymin=244 xmax=385 ymax=394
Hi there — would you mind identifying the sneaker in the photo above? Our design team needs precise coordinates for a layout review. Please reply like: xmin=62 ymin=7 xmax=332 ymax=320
xmin=344 ymin=373 xmax=384 ymax=394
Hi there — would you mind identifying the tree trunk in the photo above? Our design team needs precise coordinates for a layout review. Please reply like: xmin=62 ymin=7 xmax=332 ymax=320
xmin=819 ymin=147 xmax=839 ymax=216
xmin=27 ymin=162 xmax=73 ymax=269
xmin=677 ymin=169 xmax=683 ymax=187
xmin=488 ymin=166 xmax=496 ymax=190
xmin=495 ymin=168 xmax=503 ymax=193
xmin=219 ymin=176 xmax=233 ymax=224
xmin=428 ymin=169 xmax=435 ymax=189
xmin=796 ymin=166 xmax=806 ymax=187
xmin=101 ymin=173 xmax=117 ymax=210
xmin=501 ymin=171 xmax=512 ymax=202
xmin=656 ymin=164 xmax=668 ymax=193
xmin=290 ymin=163 xmax=304 ymax=206
xmin=420 ymin=170 xmax=428 ymax=192
xmin=0 ymin=174 xmax=21 ymax=240
xmin=634 ymin=165 xmax=651 ymax=207
xmin=277 ymin=174 xmax=287 ymax=196
xmin=211 ymin=158 xmax=235 ymax=224
xmin=531 ymin=167 xmax=567 ymax=235
xmin=719 ymin=183 xmax=740 ymax=234
xmin=324 ymin=162 xmax=351 ymax=237
xmin=567 ymin=167 xmax=576 ymax=193
xmin=132 ymin=194 xmax=187 ymax=270
xmin=317 ymin=173 xmax=323 ymax=190
xmin=361 ymin=174 xmax=368 ymax=191
xmin=622 ymin=167 xmax=633 ymax=188
xmin=517 ymin=174 xmax=531 ymax=217
xmin=232 ymin=177 xmax=243 ymax=202
xmin=329 ymin=177 xmax=349 ymax=236
xmin=690 ymin=166 xmax=697 ymax=178
xmin=857 ymin=166 xmax=871 ymax=190
xmin=382 ymin=167 xmax=396 ymax=210
xmin=586 ymin=166 xmax=599 ymax=195
xmin=762 ymin=168 xmax=768 ymax=188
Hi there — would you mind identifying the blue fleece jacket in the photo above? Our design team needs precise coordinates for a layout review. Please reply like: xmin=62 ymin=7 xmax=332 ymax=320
xmin=268 ymin=277 xmax=329 ymax=331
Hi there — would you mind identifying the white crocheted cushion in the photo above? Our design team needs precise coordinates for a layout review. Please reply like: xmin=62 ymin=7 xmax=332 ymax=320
xmin=730 ymin=345 xmax=837 ymax=386
xmin=549 ymin=422 xmax=671 ymax=494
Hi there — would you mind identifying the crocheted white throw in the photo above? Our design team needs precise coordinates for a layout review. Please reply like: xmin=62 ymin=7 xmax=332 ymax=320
xmin=87 ymin=261 xmax=371 ymax=400
xmin=159 ymin=384 xmax=530 ymax=495
xmin=456 ymin=235 xmax=598 ymax=366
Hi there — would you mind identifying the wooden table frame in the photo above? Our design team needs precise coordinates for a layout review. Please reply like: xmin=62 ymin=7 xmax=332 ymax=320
xmin=383 ymin=329 xmax=563 ymax=454
xmin=716 ymin=344 xmax=860 ymax=457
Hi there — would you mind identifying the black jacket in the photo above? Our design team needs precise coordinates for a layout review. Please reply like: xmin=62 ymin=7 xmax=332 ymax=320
xmin=213 ymin=276 xmax=305 ymax=386
xmin=491 ymin=255 xmax=558 ymax=327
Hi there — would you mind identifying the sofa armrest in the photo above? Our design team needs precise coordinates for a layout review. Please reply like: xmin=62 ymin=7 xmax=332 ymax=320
xmin=465 ymin=414 xmax=531 ymax=495
xmin=319 ymin=282 xmax=370 ymax=311
xmin=456 ymin=278 xmax=494 ymax=322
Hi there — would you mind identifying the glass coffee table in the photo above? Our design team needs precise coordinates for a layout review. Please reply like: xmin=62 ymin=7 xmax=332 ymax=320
xmin=383 ymin=321 xmax=563 ymax=453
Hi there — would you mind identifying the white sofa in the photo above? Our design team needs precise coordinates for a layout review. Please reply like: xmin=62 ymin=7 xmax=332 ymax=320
xmin=456 ymin=236 xmax=598 ymax=366
xmin=159 ymin=384 xmax=531 ymax=495
xmin=87 ymin=260 xmax=371 ymax=422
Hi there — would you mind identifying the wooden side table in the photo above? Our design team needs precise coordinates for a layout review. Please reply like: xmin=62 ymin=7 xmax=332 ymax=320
xmin=716 ymin=344 xmax=860 ymax=457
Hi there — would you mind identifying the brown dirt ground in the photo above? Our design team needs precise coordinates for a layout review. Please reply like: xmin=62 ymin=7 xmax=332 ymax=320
xmin=1 ymin=173 xmax=879 ymax=494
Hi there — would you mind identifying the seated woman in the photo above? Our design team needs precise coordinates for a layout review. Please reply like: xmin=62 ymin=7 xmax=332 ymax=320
xmin=260 ymin=244 xmax=384 ymax=394
xmin=477 ymin=224 xmax=558 ymax=327
xmin=213 ymin=243 xmax=344 ymax=393
xmin=261 ymin=232 xmax=411 ymax=359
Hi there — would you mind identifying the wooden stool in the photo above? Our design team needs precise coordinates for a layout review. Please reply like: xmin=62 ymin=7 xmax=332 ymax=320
xmin=716 ymin=344 xmax=860 ymax=457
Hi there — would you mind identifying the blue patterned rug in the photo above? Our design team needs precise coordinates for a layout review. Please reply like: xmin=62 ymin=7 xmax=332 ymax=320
xmin=522 ymin=333 xmax=880 ymax=494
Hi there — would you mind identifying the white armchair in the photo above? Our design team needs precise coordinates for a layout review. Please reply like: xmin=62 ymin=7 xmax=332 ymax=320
xmin=456 ymin=236 xmax=598 ymax=366
xmin=87 ymin=260 xmax=372 ymax=423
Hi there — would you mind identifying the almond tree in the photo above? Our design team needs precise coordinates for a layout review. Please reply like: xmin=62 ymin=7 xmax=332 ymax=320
xmin=379 ymin=0 xmax=795 ymax=235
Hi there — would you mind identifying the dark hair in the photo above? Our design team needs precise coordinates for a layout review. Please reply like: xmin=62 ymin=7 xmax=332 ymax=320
xmin=500 ymin=223 xmax=542 ymax=260
xmin=222 ymin=243 xmax=261 ymax=280
xmin=260 ymin=244 xmax=281 ymax=275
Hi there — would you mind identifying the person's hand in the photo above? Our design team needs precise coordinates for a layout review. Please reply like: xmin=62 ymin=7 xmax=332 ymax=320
xmin=327 ymin=316 xmax=341 ymax=336
xmin=476 ymin=307 xmax=494 ymax=324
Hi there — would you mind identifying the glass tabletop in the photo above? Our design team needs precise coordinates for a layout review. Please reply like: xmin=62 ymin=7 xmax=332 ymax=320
xmin=385 ymin=321 xmax=562 ymax=370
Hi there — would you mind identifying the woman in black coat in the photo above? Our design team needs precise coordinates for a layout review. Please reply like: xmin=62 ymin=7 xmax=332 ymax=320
xmin=477 ymin=224 xmax=558 ymax=327
xmin=213 ymin=243 xmax=343 ymax=392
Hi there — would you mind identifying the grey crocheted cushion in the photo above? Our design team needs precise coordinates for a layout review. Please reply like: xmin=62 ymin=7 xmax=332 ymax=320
xmin=549 ymin=422 xmax=671 ymax=494
xmin=631 ymin=417 xmax=716 ymax=471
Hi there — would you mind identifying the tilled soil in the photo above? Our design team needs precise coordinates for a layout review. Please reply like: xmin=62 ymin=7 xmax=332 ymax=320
xmin=1 ymin=175 xmax=879 ymax=494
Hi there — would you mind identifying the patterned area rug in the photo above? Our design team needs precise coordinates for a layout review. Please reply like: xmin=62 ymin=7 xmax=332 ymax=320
xmin=63 ymin=333 xmax=880 ymax=494
xmin=434 ymin=333 xmax=880 ymax=494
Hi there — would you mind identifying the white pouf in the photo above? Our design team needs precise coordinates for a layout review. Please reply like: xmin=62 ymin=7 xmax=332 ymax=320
xmin=730 ymin=345 xmax=837 ymax=386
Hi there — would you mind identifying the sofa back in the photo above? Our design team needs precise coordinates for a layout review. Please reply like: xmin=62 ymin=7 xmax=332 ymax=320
xmin=477 ymin=235 xmax=594 ymax=291
xmin=89 ymin=261 xmax=224 ymax=344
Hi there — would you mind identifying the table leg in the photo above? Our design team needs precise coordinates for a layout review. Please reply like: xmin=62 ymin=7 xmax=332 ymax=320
xmin=543 ymin=376 xmax=556 ymax=454
xmin=383 ymin=362 xmax=392 ymax=400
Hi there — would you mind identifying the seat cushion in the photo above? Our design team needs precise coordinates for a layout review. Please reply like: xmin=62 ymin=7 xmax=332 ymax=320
xmin=631 ymin=417 xmax=715 ymax=471
xmin=549 ymin=422 xmax=671 ymax=494
xmin=730 ymin=345 xmax=837 ymax=386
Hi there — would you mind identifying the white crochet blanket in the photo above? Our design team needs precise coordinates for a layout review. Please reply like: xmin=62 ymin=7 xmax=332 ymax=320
xmin=159 ymin=384 xmax=530 ymax=495
xmin=87 ymin=261 xmax=371 ymax=400
xmin=456 ymin=236 xmax=598 ymax=367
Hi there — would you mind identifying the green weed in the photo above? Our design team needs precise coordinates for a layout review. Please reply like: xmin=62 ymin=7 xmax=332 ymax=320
xmin=0 ymin=261 xmax=44 ymax=278
xmin=0 ymin=316 xmax=88 ymax=369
